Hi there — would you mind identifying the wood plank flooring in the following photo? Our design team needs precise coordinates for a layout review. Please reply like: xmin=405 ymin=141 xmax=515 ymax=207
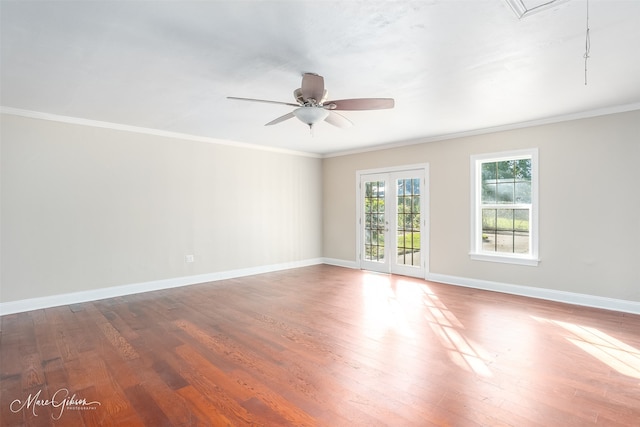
xmin=2 ymin=264 xmax=640 ymax=426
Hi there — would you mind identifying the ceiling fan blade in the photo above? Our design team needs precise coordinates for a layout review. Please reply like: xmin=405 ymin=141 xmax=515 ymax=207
xmin=265 ymin=112 xmax=295 ymax=126
xmin=324 ymin=98 xmax=395 ymax=110
xmin=324 ymin=111 xmax=353 ymax=128
xmin=300 ymin=73 xmax=325 ymax=102
xmin=227 ymin=96 xmax=299 ymax=107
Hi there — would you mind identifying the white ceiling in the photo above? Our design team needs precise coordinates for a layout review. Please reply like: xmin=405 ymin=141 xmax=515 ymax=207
xmin=2 ymin=0 xmax=640 ymax=156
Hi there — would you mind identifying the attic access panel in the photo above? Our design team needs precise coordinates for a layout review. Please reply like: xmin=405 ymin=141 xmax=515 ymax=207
xmin=504 ymin=0 xmax=570 ymax=19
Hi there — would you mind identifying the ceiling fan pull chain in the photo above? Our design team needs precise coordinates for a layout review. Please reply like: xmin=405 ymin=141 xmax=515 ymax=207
xmin=583 ymin=0 xmax=591 ymax=86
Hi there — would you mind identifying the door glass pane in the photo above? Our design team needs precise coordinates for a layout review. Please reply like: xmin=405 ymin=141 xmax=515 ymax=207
xmin=364 ymin=180 xmax=385 ymax=262
xmin=396 ymin=178 xmax=421 ymax=267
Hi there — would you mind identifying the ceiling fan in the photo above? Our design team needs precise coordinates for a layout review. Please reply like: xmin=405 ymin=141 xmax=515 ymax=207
xmin=227 ymin=73 xmax=394 ymax=131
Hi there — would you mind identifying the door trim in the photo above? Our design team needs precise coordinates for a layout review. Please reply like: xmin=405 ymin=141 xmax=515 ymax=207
xmin=356 ymin=163 xmax=430 ymax=279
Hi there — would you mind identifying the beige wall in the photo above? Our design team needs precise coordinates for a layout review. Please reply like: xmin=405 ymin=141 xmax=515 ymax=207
xmin=1 ymin=114 xmax=323 ymax=303
xmin=323 ymin=110 xmax=640 ymax=302
xmin=3 ymin=110 xmax=639 ymax=306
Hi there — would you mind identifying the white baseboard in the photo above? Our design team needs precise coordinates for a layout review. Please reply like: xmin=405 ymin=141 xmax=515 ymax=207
xmin=319 ymin=259 xmax=640 ymax=315
xmin=426 ymin=272 xmax=640 ymax=315
xmin=3 ymin=260 xmax=638 ymax=316
xmin=321 ymin=257 xmax=359 ymax=269
xmin=0 ymin=258 xmax=324 ymax=316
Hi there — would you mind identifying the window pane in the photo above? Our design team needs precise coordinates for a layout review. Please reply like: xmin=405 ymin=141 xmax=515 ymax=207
xmin=515 ymin=159 xmax=532 ymax=180
xmin=365 ymin=182 xmax=373 ymax=197
xmin=497 ymin=209 xmax=514 ymax=231
xmin=405 ymin=214 xmax=414 ymax=230
xmin=370 ymin=245 xmax=378 ymax=260
xmin=405 ymin=179 xmax=413 ymax=195
xmin=497 ymin=161 xmax=515 ymax=180
xmin=408 ymin=214 xmax=414 ymax=231
xmin=496 ymin=232 xmax=514 ymax=253
xmin=514 ymin=232 xmax=529 ymax=254
xmin=482 ymin=162 xmax=497 ymax=182
xmin=514 ymin=209 xmax=529 ymax=232
xmin=482 ymin=209 xmax=497 ymax=231
xmin=374 ymin=213 xmax=380 ymax=230
xmin=398 ymin=196 xmax=405 ymax=213
xmin=515 ymin=182 xmax=531 ymax=203
xmin=497 ymin=182 xmax=514 ymax=203
xmin=482 ymin=231 xmax=496 ymax=251
xmin=482 ymin=183 xmax=497 ymax=204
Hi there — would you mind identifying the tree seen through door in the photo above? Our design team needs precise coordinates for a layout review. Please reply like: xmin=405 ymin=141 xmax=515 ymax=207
xmin=397 ymin=178 xmax=420 ymax=266
xmin=364 ymin=180 xmax=385 ymax=262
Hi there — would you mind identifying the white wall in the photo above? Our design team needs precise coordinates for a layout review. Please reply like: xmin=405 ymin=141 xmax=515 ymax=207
xmin=323 ymin=110 xmax=640 ymax=302
xmin=1 ymin=113 xmax=323 ymax=303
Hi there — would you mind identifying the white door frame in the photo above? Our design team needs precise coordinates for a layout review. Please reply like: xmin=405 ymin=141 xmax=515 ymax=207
xmin=356 ymin=163 xmax=429 ymax=278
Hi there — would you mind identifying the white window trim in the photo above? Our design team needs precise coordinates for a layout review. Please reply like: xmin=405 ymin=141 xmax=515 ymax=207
xmin=469 ymin=148 xmax=539 ymax=266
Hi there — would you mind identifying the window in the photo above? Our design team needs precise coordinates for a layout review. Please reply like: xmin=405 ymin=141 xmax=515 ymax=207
xmin=470 ymin=149 xmax=539 ymax=265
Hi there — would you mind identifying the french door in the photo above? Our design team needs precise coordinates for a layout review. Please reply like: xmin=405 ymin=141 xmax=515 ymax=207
xmin=358 ymin=166 xmax=427 ymax=278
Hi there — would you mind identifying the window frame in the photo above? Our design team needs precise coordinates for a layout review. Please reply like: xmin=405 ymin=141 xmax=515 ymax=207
xmin=470 ymin=148 xmax=539 ymax=266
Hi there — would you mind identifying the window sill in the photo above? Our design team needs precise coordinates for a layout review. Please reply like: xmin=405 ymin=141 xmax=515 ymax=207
xmin=469 ymin=252 xmax=540 ymax=266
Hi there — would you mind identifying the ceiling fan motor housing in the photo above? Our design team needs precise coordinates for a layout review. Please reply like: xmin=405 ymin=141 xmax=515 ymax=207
xmin=294 ymin=88 xmax=328 ymax=106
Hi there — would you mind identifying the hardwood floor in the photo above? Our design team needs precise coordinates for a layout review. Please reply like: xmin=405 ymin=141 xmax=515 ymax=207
xmin=2 ymin=264 xmax=640 ymax=426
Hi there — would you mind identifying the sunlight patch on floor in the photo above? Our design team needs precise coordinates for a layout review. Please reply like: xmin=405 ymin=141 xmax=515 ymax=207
xmin=360 ymin=273 xmax=493 ymax=376
xmin=532 ymin=316 xmax=640 ymax=380
xmin=361 ymin=273 xmax=416 ymax=340
xmin=422 ymin=286 xmax=493 ymax=377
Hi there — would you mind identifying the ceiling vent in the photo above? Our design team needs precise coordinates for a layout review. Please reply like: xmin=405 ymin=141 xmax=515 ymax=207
xmin=504 ymin=0 xmax=570 ymax=19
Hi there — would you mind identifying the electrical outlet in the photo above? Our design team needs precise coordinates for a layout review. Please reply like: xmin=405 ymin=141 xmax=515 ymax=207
xmin=185 ymin=254 xmax=194 ymax=263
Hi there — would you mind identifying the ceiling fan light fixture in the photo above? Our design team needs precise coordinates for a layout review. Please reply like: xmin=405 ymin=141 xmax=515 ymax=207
xmin=293 ymin=106 xmax=329 ymax=127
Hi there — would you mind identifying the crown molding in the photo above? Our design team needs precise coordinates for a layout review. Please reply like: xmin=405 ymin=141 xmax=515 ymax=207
xmin=4 ymin=103 xmax=639 ymax=161
xmin=323 ymin=102 xmax=640 ymax=158
xmin=0 ymin=106 xmax=322 ymax=159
